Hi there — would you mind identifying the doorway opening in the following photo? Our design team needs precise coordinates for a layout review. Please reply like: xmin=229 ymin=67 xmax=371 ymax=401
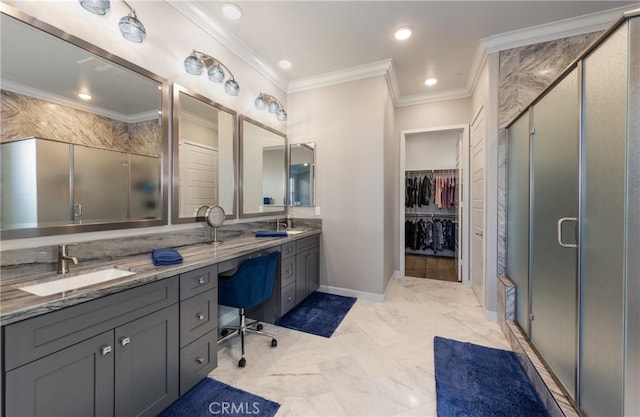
xmin=399 ymin=125 xmax=470 ymax=285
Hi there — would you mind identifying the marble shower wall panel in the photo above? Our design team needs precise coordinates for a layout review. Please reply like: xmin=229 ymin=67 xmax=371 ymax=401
xmin=499 ymin=32 xmax=601 ymax=128
xmin=0 ymin=90 xmax=160 ymax=157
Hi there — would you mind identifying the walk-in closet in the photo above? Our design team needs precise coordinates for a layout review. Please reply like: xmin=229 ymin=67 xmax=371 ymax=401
xmin=403 ymin=130 xmax=461 ymax=282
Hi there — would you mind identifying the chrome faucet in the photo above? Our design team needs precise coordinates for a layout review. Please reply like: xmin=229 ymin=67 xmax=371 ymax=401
xmin=57 ymin=243 xmax=78 ymax=274
xmin=276 ymin=219 xmax=289 ymax=231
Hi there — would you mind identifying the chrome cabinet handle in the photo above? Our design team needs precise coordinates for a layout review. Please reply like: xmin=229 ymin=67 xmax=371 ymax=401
xmin=197 ymin=313 xmax=205 ymax=321
xmin=101 ymin=345 xmax=112 ymax=356
xmin=287 ymin=296 xmax=292 ymax=301
xmin=120 ymin=337 xmax=131 ymax=346
xmin=196 ymin=357 xmax=205 ymax=364
xmin=557 ymin=217 xmax=578 ymax=248
xmin=198 ymin=277 xmax=206 ymax=284
xmin=74 ymin=203 xmax=83 ymax=217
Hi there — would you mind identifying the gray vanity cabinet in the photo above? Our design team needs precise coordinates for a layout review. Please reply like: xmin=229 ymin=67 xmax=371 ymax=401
xmin=295 ymin=235 xmax=320 ymax=302
xmin=5 ymin=331 xmax=115 ymax=417
xmin=3 ymin=277 xmax=180 ymax=417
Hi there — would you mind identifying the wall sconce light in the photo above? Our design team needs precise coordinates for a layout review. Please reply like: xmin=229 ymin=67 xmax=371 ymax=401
xmin=119 ymin=1 xmax=146 ymax=43
xmin=184 ymin=50 xmax=240 ymax=96
xmin=79 ymin=0 xmax=146 ymax=43
xmin=254 ymin=93 xmax=287 ymax=121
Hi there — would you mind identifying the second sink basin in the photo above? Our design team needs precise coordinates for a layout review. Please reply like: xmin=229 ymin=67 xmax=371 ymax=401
xmin=17 ymin=267 xmax=136 ymax=297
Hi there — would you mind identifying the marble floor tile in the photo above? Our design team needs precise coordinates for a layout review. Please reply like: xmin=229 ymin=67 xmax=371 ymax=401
xmin=210 ymin=277 xmax=511 ymax=416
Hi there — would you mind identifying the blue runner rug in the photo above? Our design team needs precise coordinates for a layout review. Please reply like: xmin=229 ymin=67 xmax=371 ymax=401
xmin=275 ymin=291 xmax=356 ymax=338
xmin=158 ymin=378 xmax=280 ymax=417
xmin=434 ymin=336 xmax=549 ymax=417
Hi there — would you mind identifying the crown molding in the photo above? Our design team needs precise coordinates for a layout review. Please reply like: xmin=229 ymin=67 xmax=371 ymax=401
xmin=287 ymin=59 xmax=394 ymax=94
xmin=480 ymin=5 xmax=629 ymax=54
xmin=1 ymin=80 xmax=157 ymax=123
xmin=396 ymin=88 xmax=471 ymax=107
xmin=166 ymin=1 xmax=288 ymax=93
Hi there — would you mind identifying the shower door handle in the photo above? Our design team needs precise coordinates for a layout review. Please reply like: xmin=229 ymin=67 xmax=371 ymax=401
xmin=557 ymin=217 xmax=578 ymax=248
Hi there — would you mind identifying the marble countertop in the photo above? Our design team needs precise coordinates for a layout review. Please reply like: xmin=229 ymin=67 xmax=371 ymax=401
xmin=0 ymin=229 xmax=320 ymax=326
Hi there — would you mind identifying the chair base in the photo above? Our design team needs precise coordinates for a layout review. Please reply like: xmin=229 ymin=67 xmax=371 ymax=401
xmin=218 ymin=308 xmax=277 ymax=367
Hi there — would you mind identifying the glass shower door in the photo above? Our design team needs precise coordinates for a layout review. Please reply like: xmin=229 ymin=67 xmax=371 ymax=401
xmin=529 ymin=68 xmax=579 ymax=398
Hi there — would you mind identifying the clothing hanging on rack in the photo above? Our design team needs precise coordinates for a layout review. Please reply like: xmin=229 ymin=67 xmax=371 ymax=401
xmin=404 ymin=215 xmax=456 ymax=255
xmin=405 ymin=170 xmax=457 ymax=210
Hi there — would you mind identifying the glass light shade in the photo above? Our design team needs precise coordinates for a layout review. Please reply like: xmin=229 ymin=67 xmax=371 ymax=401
xmin=80 ymin=0 xmax=110 ymax=15
xmin=255 ymin=96 xmax=267 ymax=110
xmin=184 ymin=55 xmax=203 ymax=75
xmin=208 ymin=64 xmax=225 ymax=83
xmin=268 ymin=100 xmax=280 ymax=113
xmin=119 ymin=14 xmax=146 ymax=43
xmin=224 ymin=79 xmax=239 ymax=96
xmin=277 ymin=109 xmax=287 ymax=121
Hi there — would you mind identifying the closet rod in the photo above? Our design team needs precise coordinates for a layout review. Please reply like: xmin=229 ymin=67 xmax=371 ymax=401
xmin=405 ymin=169 xmax=457 ymax=174
xmin=405 ymin=212 xmax=457 ymax=218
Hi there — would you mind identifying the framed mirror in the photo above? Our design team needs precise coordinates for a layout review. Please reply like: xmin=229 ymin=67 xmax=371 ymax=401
xmin=239 ymin=116 xmax=287 ymax=218
xmin=172 ymin=84 xmax=237 ymax=222
xmin=289 ymin=142 xmax=316 ymax=207
xmin=0 ymin=5 xmax=169 ymax=239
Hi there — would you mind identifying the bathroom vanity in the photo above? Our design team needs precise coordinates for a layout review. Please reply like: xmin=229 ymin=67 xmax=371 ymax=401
xmin=0 ymin=230 xmax=320 ymax=417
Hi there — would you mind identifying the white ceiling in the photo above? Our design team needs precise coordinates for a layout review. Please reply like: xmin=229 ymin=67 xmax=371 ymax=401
xmin=172 ymin=1 xmax=637 ymax=103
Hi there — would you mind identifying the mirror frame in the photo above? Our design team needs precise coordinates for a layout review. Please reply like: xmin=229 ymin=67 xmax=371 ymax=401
xmin=171 ymin=84 xmax=237 ymax=223
xmin=288 ymin=142 xmax=316 ymax=207
xmin=238 ymin=115 xmax=287 ymax=219
xmin=0 ymin=4 xmax=170 ymax=239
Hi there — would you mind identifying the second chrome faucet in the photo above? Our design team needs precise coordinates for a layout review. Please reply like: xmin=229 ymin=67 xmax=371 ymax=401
xmin=57 ymin=243 xmax=78 ymax=274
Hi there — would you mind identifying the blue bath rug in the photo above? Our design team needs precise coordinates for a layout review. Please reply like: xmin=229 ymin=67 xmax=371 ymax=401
xmin=434 ymin=336 xmax=549 ymax=417
xmin=275 ymin=291 xmax=356 ymax=338
xmin=158 ymin=378 xmax=280 ymax=417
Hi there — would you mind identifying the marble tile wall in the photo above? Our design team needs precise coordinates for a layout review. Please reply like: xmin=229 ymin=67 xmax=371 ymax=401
xmin=496 ymin=31 xmax=601 ymax=276
xmin=0 ymin=90 xmax=161 ymax=157
xmin=0 ymin=218 xmax=322 ymax=280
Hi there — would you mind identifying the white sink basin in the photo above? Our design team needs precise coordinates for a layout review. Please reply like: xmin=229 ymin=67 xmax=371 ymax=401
xmin=18 ymin=267 xmax=135 ymax=297
xmin=287 ymin=230 xmax=305 ymax=235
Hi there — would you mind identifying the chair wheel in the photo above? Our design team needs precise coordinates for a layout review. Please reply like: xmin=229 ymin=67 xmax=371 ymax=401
xmin=271 ymin=339 xmax=278 ymax=347
xmin=220 ymin=329 xmax=229 ymax=337
xmin=256 ymin=323 xmax=263 ymax=331
xmin=238 ymin=358 xmax=246 ymax=368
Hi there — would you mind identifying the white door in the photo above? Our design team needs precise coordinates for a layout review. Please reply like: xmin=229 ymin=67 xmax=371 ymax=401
xmin=470 ymin=109 xmax=485 ymax=305
xmin=179 ymin=141 xmax=218 ymax=217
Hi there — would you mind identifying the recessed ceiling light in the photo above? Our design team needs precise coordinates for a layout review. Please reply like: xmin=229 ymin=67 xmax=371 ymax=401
xmin=278 ymin=59 xmax=292 ymax=70
xmin=78 ymin=92 xmax=92 ymax=100
xmin=394 ymin=26 xmax=412 ymax=41
xmin=221 ymin=3 xmax=242 ymax=20
xmin=424 ymin=78 xmax=438 ymax=87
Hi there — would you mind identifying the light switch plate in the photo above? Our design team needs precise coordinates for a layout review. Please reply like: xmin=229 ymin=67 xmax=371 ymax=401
xmin=315 ymin=206 xmax=321 ymax=215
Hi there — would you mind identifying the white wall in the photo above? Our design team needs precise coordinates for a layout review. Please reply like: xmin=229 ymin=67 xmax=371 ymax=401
xmin=218 ymin=111 xmax=235 ymax=215
xmin=181 ymin=118 xmax=218 ymax=148
xmin=395 ymin=98 xmax=471 ymax=132
xmin=3 ymin=0 xmax=286 ymax=249
xmin=288 ymin=76 xmax=387 ymax=297
xmin=383 ymin=81 xmax=398 ymax=292
xmin=405 ymin=131 xmax=459 ymax=170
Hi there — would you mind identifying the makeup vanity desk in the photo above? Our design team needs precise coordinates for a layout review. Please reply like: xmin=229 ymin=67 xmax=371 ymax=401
xmin=0 ymin=229 xmax=320 ymax=417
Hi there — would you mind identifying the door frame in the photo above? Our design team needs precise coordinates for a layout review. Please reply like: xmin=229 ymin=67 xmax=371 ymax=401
xmin=399 ymin=124 xmax=470 ymax=285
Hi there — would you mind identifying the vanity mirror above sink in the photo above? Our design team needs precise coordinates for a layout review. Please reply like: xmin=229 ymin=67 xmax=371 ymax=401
xmin=0 ymin=5 xmax=169 ymax=239
xmin=239 ymin=116 xmax=287 ymax=218
xmin=172 ymin=84 xmax=237 ymax=222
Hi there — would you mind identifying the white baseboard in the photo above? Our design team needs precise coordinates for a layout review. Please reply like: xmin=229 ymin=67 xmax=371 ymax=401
xmin=318 ymin=285 xmax=385 ymax=303
xmin=485 ymin=308 xmax=498 ymax=322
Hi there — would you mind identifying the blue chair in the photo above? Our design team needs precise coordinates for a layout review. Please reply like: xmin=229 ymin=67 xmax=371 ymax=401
xmin=217 ymin=251 xmax=280 ymax=367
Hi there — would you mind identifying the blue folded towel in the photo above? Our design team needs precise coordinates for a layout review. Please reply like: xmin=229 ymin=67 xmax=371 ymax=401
xmin=255 ymin=231 xmax=288 ymax=238
xmin=151 ymin=248 xmax=183 ymax=266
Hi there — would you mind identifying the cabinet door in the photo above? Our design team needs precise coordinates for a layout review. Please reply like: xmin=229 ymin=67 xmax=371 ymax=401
xmin=5 ymin=331 xmax=114 ymax=417
xmin=115 ymin=304 xmax=179 ymax=417
xmin=308 ymin=246 xmax=320 ymax=293
xmin=295 ymin=249 xmax=309 ymax=303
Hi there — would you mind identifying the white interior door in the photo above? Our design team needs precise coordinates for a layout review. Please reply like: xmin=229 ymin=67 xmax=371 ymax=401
xmin=179 ymin=141 xmax=218 ymax=217
xmin=471 ymin=109 xmax=485 ymax=305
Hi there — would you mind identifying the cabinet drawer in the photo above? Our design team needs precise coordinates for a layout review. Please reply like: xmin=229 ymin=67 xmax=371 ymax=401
xmin=296 ymin=235 xmax=319 ymax=252
xmin=180 ymin=289 xmax=218 ymax=347
xmin=180 ymin=330 xmax=217 ymax=396
xmin=281 ymin=242 xmax=296 ymax=259
xmin=281 ymin=257 xmax=296 ymax=288
xmin=4 ymin=276 xmax=179 ymax=371
xmin=280 ymin=283 xmax=296 ymax=317
xmin=180 ymin=265 xmax=218 ymax=301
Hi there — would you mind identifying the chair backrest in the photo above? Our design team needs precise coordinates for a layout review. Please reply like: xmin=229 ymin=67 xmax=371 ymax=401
xmin=218 ymin=251 xmax=280 ymax=309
